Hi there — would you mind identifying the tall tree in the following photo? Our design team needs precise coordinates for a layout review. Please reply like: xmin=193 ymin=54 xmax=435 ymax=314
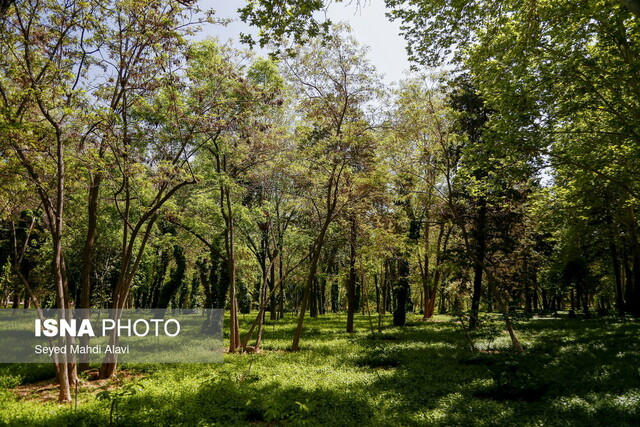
xmin=284 ymin=24 xmax=381 ymax=350
xmin=0 ymin=0 xmax=106 ymax=401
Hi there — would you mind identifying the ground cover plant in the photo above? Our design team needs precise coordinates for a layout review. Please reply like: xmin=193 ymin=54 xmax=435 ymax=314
xmin=2 ymin=0 xmax=640 ymax=424
xmin=1 ymin=312 xmax=639 ymax=426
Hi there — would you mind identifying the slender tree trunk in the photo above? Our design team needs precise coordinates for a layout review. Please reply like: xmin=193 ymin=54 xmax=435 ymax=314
xmin=532 ymin=274 xmax=539 ymax=310
xmin=292 ymin=246 xmax=323 ymax=351
xmin=470 ymin=199 xmax=487 ymax=328
xmin=505 ymin=314 xmax=524 ymax=354
xmin=291 ymin=211 xmax=332 ymax=351
xmin=54 ymin=128 xmax=74 ymax=401
xmin=524 ymin=255 xmax=532 ymax=313
xmin=393 ymin=254 xmax=410 ymax=327
xmin=610 ymin=242 xmax=625 ymax=316
xmin=382 ymin=260 xmax=389 ymax=315
xmin=347 ymin=217 xmax=357 ymax=332
xmin=309 ymin=274 xmax=318 ymax=318
xmin=421 ymin=216 xmax=431 ymax=321
xmin=53 ymin=244 xmax=72 ymax=402
xmin=7 ymin=149 xmax=74 ymax=400
xmin=269 ymin=259 xmax=276 ymax=320
xmin=570 ymin=288 xmax=576 ymax=312
xmin=426 ymin=223 xmax=446 ymax=318
xmin=319 ymin=275 xmax=327 ymax=315
xmin=278 ymin=251 xmax=284 ymax=319
xmin=78 ymin=172 xmax=101 ymax=371
xmin=583 ymin=287 xmax=590 ymax=317
xmin=225 ymin=184 xmax=240 ymax=352
xmin=79 ymin=173 xmax=100 ymax=309
xmin=374 ymin=273 xmax=380 ymax=315
xmin=243 ymin=248 xmax=318 ymax=352
xmin=628 ymin=207 xmax=640 ymax=316
xmin=438 ymin=280 xmax=447 ymax=314
xmin=292 ymin=159 xmax=342 ymax=351
xmin=254 ymin=255 xmax=270 ymax=352
xmin=100 ymin=213 xmax=158 ymax=379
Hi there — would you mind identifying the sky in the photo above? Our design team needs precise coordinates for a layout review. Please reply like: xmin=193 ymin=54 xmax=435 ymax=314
xmin=196 ymin=1 xmax=412 ymax=85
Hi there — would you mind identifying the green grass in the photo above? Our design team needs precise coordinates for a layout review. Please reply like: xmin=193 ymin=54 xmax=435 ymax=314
xmin=0 ymin=312 xmax=639 ymax=426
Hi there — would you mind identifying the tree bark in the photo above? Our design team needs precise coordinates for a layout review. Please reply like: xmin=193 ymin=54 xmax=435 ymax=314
xmin=393 ymin=254 xmax=410 ymax=327
xmin=292 ymin=245 xmax=323 ymax=351
xmin=421 ymin=215 xmax=431 ymax=320
xmin=610 ymin=242 xmax=625 ymax=316
xmin=78 ymin=172 xmax=101 ymax=371
xmin=627 ymin=206 xmax=640 ymax=316
xmin=346 ymin=216 xmax=357 ymax=332
xmin=225 ymin=184 xmax=241 ymax=352
xmin=469 ymin=198 xmax=487 ymax=328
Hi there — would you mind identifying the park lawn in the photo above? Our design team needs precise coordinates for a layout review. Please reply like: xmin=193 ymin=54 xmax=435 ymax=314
xmin=0 ymin=312 xmax=639 ymax=426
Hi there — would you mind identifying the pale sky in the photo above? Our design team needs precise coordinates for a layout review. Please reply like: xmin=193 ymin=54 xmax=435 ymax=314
xmin=197 ymin=1 xmax=412 ymax=84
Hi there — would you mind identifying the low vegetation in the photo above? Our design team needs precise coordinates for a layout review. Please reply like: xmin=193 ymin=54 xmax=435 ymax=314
xmin=1 ymin=313 xmax=639 ymax=426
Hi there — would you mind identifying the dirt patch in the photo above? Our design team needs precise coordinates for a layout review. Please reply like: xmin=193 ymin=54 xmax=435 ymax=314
xmin=12 ymin=378 xmax=60 ymax=404
xmin=11 ymin=370 xmax=146 ymax=404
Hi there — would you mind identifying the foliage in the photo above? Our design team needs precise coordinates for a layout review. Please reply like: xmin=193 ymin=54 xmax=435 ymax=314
xmin=0 ymin=313 xmax=639 ymax=426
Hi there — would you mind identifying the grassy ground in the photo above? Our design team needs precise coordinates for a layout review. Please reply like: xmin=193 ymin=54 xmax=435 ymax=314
xmin=0 ymin=312 xmax=639 ymax=426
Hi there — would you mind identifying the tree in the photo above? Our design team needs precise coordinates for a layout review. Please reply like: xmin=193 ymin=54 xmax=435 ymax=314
xmin=283 ymin=24 xmax=381 ymax=350
xmin=0 ymin=0 xmax=107 ymax=401
xmin=387 ymin=76 xmax=452 ymax=321
xmin=386 ymin=0 xmax=640 ymax=317
xmin=96 ymin=0 xmax=216 ymax=378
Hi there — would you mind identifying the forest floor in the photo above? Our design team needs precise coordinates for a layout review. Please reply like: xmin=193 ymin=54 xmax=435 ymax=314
xmin=0 ymin=312 xmax=639 ymax=426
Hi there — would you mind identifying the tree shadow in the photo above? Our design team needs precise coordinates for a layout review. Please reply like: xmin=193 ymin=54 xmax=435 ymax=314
xmin=361 ymin=317 xmax=640 ymax=426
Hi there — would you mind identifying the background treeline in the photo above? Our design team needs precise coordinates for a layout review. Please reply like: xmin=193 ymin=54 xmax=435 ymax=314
xmin=1 ymin=0 xmax=639 ymax=400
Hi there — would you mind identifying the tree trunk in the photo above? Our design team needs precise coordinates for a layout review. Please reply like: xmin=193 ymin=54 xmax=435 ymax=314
xmin=226 ymin=185 xmax=241 ymax=352
xmin=374 ymin=273 xmax=380 ymax=315
xmin=628 ymin=207 xmax=640 ymax=316
xmin=470 ymin=199 xmax=487 ymax=328
xmin=309 ymin=275 xmax=318 ymax=317
xmin=319 ymin=275 xmax=326 ymax=315
xmin=78 ymin=171 xmax=101 ymax=371
xmin=524 ymin=259 xmax=532 ymax=313
xmin=393 ymin=255 xmax=410 ymax=327
xmin=292 ymin=244 xmax=323 ymax=351
xmin=291 ymin=212 xmax=332 ymax=351
xmin=53 ymin=238 xmax=73 ymax=402
xmin=347 ymin=217 xmax=357 ymax=332
xmin=610 ymin=242 xmax=625 ymax=316
xmin=381 ymin=260 xmax=388 ymax=315
xmin=421 ymin=216 xmax=431 ymax=320
xmin=278 ymin=252 xmax=284 ymax=319
xmin=269 ymin=259 xmax=276 ymax=320
xmin=426 ymin=223 xmax=447 ymax=318
xmin=255 ymin=256 xmax=270 ymax=352
xmin=505 ymin=314 xmax=524 ymax=354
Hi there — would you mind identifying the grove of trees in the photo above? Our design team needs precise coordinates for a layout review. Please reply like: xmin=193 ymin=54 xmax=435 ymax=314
xmin=1 ymin=0 xmax=638 ymax=403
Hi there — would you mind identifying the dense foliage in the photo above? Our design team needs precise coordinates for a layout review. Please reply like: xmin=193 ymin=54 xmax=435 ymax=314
xmin=0 ymin=0 xmax=639 ymax=418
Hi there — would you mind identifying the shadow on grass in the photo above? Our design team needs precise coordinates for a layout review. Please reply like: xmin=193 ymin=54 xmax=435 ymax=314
xmin=2 ymin=314 xmax=640 ymax=426
xmin=0 ymin=364 xmax=56 ymax=388
xmin=33 ymin=375 xmax=374 ymax=426
xmin=361 ymin=316 xmax=640 ymax=426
